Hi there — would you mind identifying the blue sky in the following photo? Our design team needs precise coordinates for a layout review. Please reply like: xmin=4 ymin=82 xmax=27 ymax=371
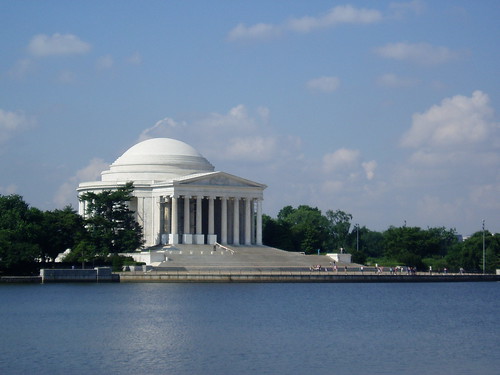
xmin=1 ymin=1 xmax=499 ymax=235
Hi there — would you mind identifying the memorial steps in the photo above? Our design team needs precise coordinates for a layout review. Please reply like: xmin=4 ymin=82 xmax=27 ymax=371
xmin=154 ymin=244 xmax=348 ymax=271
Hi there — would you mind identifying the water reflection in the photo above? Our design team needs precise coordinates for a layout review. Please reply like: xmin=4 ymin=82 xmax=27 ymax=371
xmin=0 ymin=283 xmax=498 ymax=375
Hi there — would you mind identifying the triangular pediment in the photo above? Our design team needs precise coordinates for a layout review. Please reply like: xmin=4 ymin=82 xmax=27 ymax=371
xmin=173 ymin=171 xmax=266 ymax=189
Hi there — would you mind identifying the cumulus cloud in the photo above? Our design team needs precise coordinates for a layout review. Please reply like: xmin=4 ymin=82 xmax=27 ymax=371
xmin=226 ymin=136 xmax=277 ymax=161
xmin=374 ymin=42 xmax=459 ymax=65
xmin=321 ymin=148 xmax=377 ymax=183
xmin=0 ymin=109 xmax=36 ymax=143
xmin=228 ymin=5 xmax=381 ymax=41
xmin=362 ymin=160 xmax=377 ymax=180
xmin=323 ymin=148 xmax=360 ymax=172
xmin=391 ymin=90 xmax=500 ymax=231
xmin=227 ymin=23 xmax=281 ymax=42
xmin=27 ymin=33 xmax=91 ymax=57
xmin=287 ymin=5 xmax=382 ymax=32
xmin=138 ymin=117 xmax=186 ymax=141
xmin=306 ymin=76 xmax=340 ymax=93
xmin=54 ymin=158 xmax=109 ymax=207
xmin=401 ymin=90 xmax=496 ymax=149
xmin=139 ymin=105 xmax=301 ymax=166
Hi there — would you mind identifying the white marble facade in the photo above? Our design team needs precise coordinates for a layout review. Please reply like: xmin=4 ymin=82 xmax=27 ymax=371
xmin=77 ymin=138 xmax=266 ymax=247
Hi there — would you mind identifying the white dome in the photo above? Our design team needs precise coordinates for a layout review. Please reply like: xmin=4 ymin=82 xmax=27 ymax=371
xmin=101 ymin=138 xmax=214 ymax=182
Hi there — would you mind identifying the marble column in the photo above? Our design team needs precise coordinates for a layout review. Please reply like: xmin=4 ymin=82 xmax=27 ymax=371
xmin=169 ymin=195 xmax=179 ymax=244
xmin=221 ymin=196 xmax=227 ymax=245
xmin=183 ymin=195 xmax=192 ymax=244
xmin=194 ymin=196 xmax=204 ymax=244
xmin=244 ymin=198 xmax=251 ymax=245
xmin=233 ymin=197 xmax=240 ymax=245
xmin=207 ymin=196 xmax=216 ymax=244
xmin=78 ymin=198 xmax=85 ymax=217
xmin=256 ymin=199 xmax=263 ymax=245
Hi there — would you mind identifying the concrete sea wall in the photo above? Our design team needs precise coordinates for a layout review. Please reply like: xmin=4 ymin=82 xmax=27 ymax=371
xmin=2 ymin=270 xmax=499 ymax=283
xmin=118 ymin=271 xmax=500 ymax=283
xmin=39 ymin=267 xmax=119 ymax=283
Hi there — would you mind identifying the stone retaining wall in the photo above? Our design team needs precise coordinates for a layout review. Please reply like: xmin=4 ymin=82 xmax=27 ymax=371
xmin=40 ymin=267 xmax=119 ymax=283
xmin=118 ymin=272 xmax=500 ymax=283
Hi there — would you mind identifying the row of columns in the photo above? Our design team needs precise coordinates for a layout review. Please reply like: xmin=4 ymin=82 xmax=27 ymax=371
xmin=165 ymin=195 xmax=262 ymax=246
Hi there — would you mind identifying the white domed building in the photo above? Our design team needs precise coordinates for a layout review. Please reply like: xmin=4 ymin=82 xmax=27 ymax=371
xmin=77 ymin=138 xmax=266 ymax=247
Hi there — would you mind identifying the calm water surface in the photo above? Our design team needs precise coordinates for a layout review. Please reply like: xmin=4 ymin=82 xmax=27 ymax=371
xmin=0 ymin=282 xmax=498 ymax=375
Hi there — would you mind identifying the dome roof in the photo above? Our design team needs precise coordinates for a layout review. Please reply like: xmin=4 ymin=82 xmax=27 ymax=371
xmin=101 ymin=138 xmax=214 ymax=182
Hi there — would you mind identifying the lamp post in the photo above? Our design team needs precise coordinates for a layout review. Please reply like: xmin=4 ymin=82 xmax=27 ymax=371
xmin=482 ymin=219 xmax=485 ymax=275
xmin=356 ymin=223 xmax=359 ymax=252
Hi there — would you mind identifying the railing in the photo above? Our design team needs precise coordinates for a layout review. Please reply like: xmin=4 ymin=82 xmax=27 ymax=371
xmin=214 ymin=242 xmax=235 ymax=254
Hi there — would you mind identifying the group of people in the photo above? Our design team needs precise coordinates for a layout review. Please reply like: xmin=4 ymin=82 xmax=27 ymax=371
xmin=310 ymin=262 xmax=349 ymax=272
xmin=308 ymin=263 xmax=467 ymax=275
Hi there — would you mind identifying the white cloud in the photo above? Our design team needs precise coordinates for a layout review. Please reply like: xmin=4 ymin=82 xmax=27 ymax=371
xmin=362 ymin=160 xmax=377 ymax=180
xmin=226 ymin=136 xmax=276 ymax=161
xmin=323 ymin=148 xmax=360 ymax=172
xmin=139 ymin=105 xmax=300 ymax=166
xmin=306 ymin=76 xmax=340 ymax=93
xmin=287 ymin=5 xmax=382 ymax=32
xmin=375 ymin=42 xmax=458 ymax=65
xmin=0 ymin=109 xmax=36 ymax=143
xmin=228 ymin=5 xmax=381 ymax=41
xmin=389 ymin=91 xmax=500 ymax=231
xmin=138 ymin=117 xmax=185 ymax=141
xmin=377 ymin=73 xmax=418 ymax=88
xmin=401 ymin=90 xmax=496 ymax=149
xmin=27 ymin=33 xmax=91 ymax=57
xmin=54 ymin=158 xmax=109 ymax=207
xmin=96 ymin=54 xmax=114 ymax=70
xmin=227 ymin=23 xmax=281 ymax=42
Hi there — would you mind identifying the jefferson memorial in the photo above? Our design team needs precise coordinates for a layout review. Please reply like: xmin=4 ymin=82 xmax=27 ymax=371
xmin=77 ymin=138 xmax=266 ymax=247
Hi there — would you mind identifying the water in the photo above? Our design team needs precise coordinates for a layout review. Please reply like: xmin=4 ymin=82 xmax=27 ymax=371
xmin=0 ymin=282 xmax=498 ymax=375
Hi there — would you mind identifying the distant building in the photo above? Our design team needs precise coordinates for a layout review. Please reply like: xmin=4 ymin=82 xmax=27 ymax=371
xmin=77 ymin=138 xmax=266 ymax=247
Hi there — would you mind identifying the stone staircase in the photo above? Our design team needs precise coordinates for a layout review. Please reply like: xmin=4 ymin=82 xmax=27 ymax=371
xmin=154 ymin=244 xmax=352 ymax=271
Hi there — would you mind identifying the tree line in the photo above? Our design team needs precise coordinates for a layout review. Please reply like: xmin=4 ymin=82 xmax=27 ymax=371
xmin=0 ymin=182 xmax=143 ymax=275
xmin=1 ymin=191 xmax=498 ymax=274
xmin=263 ymin=205 xmax=500 ymax=273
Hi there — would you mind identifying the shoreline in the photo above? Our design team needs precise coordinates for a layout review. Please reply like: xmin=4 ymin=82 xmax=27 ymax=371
xmin=2 ymin=271 xmax=499 ymax=284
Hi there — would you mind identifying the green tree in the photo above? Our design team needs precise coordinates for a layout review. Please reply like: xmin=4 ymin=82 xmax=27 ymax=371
xmin=325 ymin=209 xmax=352 ymax=251
xmin=79 ymin=182 xmax=143 ymax=257
xmin=262 ymin=214 xmax=294 ymax=250
xmin=449 ymin=231 xmax=500 ymax=273
xmin=345 ymin=225 xmax=384 ymax=264
xmin=0 ymin=195 xmax=40 ymax=274
xmin=269 ymin=205 xmax=330 ymax=253
xmin=37 ymin=206 xmax=86 ymax=263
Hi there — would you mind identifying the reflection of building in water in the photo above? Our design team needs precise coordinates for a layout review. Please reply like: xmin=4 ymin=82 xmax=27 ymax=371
xmin=78 ymin=138 xmax=266 ymax=247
